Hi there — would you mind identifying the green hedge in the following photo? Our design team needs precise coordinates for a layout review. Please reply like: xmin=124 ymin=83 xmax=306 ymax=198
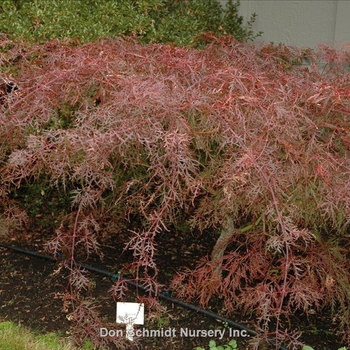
xmin=0 ymin=0 xmax=261 ymax=45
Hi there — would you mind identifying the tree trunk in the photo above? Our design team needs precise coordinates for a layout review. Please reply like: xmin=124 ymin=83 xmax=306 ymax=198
xmin=210 ymin=216 xmax=235 ymax=279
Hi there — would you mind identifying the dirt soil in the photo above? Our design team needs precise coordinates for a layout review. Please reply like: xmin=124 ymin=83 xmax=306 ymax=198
xmin=0 ymin=226 xmax=344 ymax=350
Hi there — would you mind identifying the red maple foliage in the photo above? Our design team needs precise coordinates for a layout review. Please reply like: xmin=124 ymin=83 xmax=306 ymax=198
xmin=1 ymin=36 xmax=350 ymax=347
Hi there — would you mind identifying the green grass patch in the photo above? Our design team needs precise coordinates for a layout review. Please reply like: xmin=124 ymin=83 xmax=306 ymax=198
xmin=0 ymin=321 xmax=93 ymax=350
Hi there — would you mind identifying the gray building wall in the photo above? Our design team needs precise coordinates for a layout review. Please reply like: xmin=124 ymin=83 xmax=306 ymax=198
xmin=221 ymin=0 xmax=350 ymax=48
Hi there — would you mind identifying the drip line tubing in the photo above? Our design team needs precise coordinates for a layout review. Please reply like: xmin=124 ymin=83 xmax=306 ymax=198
xmin=0 ymin=243 xmax=288 ymax=350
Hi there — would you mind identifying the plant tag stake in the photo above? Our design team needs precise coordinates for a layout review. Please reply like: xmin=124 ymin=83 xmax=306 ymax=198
xmin=116 ymin=302 xmax=144 ymax=341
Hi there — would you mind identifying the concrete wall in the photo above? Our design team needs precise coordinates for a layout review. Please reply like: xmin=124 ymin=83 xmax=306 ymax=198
xmin=220 ymin=0 xmax=350 ymax=48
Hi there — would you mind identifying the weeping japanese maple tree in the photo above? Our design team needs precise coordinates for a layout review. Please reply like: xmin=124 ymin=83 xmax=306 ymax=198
xmin=1 ymin=36 xmax=350 ymax=348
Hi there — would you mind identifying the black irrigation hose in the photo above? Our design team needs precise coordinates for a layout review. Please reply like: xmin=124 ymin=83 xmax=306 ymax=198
xmin=0 ymin=243 xmax=288 ymax=350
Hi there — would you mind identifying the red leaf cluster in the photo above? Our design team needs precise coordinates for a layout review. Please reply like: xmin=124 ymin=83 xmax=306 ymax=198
xmin=1 ymin=37 xmax=350 ymax=346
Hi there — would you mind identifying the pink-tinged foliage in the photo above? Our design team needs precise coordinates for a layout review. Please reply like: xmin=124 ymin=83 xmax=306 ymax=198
xmin=68 ymin=294 xmax=132 ymax=349
xmin=1 ymin=36 xmax=350 ymax=347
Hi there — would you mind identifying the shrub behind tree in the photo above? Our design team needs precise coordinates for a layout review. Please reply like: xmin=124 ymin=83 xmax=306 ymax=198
xmin=0 ymin=0 xmax=261 ymax=45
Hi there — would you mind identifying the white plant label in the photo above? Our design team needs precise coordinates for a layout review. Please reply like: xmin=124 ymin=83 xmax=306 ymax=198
xmin=116 ymin=302 xmax=144 ymax=341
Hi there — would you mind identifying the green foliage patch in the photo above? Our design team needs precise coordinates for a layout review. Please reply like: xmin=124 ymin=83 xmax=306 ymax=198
xmin=195 ymin=339 xmax=238 ymax=350
xmin=0 ymin=0 xmax=261 ymax=45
